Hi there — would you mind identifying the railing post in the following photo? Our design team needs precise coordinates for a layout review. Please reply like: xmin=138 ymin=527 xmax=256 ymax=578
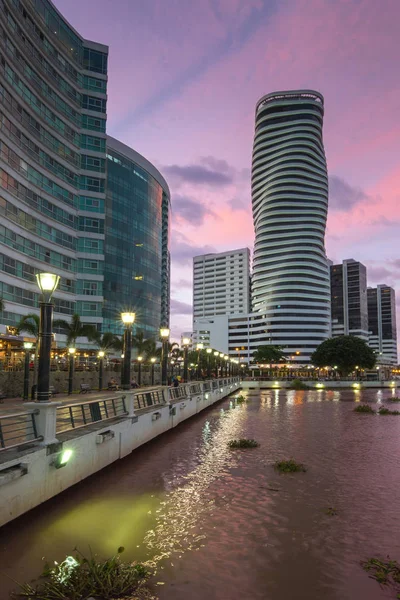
xmin=125 ymin=392 xmax=136 ymax=418
xmin=24 ymin=401 xmax=61 ymax=445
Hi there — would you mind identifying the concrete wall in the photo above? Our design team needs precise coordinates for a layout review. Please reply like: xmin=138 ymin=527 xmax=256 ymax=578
xmin=0 ymin=379 xmax=241 ymax=527
xmin=242 ymin=380 xmax=398 ymax=390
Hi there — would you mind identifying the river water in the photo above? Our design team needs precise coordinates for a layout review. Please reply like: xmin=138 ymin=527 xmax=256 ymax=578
xmin=1 ymin=388 xmax=400 ymax=600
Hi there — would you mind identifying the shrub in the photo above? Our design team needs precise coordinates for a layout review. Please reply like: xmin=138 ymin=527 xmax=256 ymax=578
xmin=389 ymin=397 xmax=400 ymax=402
xmin=15 ymin=547 xmax=151 ymax=600
xmin=379 ymin=407 xmax=400 ymax=416
xmin=228 ymin=438 xmax=259 ymax=449
xmin=289 ymin=379 xmax=309 ymax=390
xmin=274 ymin=459 xmax=306 ymax=473
xmin=354 ymin=404 xmax=375 ymax=414
xmin=235 ymin=395 xmax=248 ymax=404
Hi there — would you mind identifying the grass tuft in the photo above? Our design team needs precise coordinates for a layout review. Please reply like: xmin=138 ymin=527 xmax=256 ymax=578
xmin=235 ymin=395 xmax=248 ymax=404
xmin=354 ymin=404 xmax=375 ymax=414
xmin=361 ymin=556 xmax=400 ymax=593
xmin=228 ymin=438 xmax=259 ymax=449
xmin=388 ymin=397 xmax=400 ymax=402
xmin=379 ymin=407 xmax=400 ymax=416
xmin=325 ymin=507 xmax=338 ymax=516
xmin=274 ymin=459 xmax=306 ymax=473
xmin=14 ymin=547 xmax=152 ymax=600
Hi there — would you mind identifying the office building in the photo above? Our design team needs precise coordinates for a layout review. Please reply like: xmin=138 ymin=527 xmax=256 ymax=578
xmin=251 ymin=90 xmax=331 ymax=362
xmin=193 ymin=248 xmax=251 ymax=319
xmin=367 ymin=285 xmax=397 ymax=365
xmin=104 ymin=137 xmax=171 ymax=338
xmin=0 ymin=0 xmax=107 ymax=335
xmin=330 ymin=259 xmax=368 ymax=340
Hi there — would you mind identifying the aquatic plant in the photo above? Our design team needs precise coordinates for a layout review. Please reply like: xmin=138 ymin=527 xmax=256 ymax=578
xmin=354 ymin=404 xmax=375 ymax=414
xmin=389 ymin=397 xmax=400 ymax=402
xmin=228 ymin=438 xmax=259 ymax=449
xmin=289 ymin=379 xmax=309 ymax=390
xmin=15 ymin=547 xmax=152 ymax=600
xmin=274 ymin=459 xmax=306 ymax=473
xmin=378 ymin=407 xmax=400 ymax=416
xmin=361 ymin=556 xmax=400 ymax=593
xmin=235 ymin=395 xmax=248 ymax=404
xmin=325 ymin=507 xmax=338 ymax=516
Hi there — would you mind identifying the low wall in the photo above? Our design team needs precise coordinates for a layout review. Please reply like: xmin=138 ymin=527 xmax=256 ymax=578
xmin=242 ymin=380 xmax=398 ymax=390
xmin=0 ymin=379 xmax=241 ymax=527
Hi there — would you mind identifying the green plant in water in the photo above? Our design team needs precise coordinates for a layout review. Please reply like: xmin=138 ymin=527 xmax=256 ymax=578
xmin=289 ymin=379 xmax=309 ymax=390
xmin=325 ymin=507 xmax=338 ymax=516
xmin=354 ymin=404 xmax=375 ymax=414
xmin=379 ymin=407 xmax=400 ymax=416
xmin=235 ymin=395 xmax=248 ymax=404
xmin=228 ymin=438 xmax=259 ymax=449
xmin=14 ymin=547 xmax=152 ymax=600
xmin=389 ymin=397 xmax=400 ymax=402
xmin=361 ymin=556 xmax=400 ymax=594
xmin=274 ymin=459 xmax=306 ymax=473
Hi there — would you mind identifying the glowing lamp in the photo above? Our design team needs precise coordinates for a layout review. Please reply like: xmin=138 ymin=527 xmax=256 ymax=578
xmin=121 ymin=312 xmax=135 ymax=326
xmin=160 ymin=327 xmax=170 ymax=338
xmin=23 ymin=342 xmax=33 ymax=350
xmin=36 ymin=272 xmax=60 ymax=302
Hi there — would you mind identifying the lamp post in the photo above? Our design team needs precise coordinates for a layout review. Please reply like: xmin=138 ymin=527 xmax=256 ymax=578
xmin=214 ymin=351 xmax=219 ymax=378
xmin=170 ymin=359 xmax=175 ymax=380
xmin=36 ymin=272 xmax=60 ymax=402
xmin=224 ymin=355 xmax=228 ymax=377
xmin=196 ymin=343 xmax=203 ymax=380
xmin=206 ymin=348 xmax=212 ymax=379
xmin=121 ymin=312 xmax=135 ymax=390
xmin=23 ymin=341 xmax=33 ymax=401
xmin=137 ymin=356 xmax=143 ymax=386
xmin=68 ymin=347 xmax=76 ymax=395
xmin=98 ymin=350 xmax=105 ymax=391
xmin=160 ymin=327 xmax=170 ymax=386
xmin=182 ymin=337 xmax=190 ymax=382
xmin=150 ymin=357 xmax=156 ymax=386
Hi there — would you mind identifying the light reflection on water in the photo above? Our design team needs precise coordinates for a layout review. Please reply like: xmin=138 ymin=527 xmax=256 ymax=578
xmin=0 ymin=389 xmax=400 ymax=600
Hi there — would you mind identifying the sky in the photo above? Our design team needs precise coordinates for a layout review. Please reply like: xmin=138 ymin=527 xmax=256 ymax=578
xmin=55 ymin=0 xmax=400 ymax=340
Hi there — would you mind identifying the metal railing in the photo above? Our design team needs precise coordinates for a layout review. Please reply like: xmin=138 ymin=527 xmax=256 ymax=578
xmin=189 ymin=383 xmax=202 ymax=395
xmin=134 ymin=389 xmax=165 ymax=410
xmin=168 ymin=385 xmax=189 ymax=401
xmin=0 ymin=411 xmax=43 ymax=451
xmin=56 ymin=395 xmax=128 ymax=433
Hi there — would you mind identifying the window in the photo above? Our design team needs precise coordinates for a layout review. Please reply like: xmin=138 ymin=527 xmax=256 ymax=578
xmin=83 ymin=75 xmax=107 ymax=93
xmin=82 ymin=95 xmax=106 ymax=113
xmin=79 ymin=176 xmax=104 ymax=193
xmin=78 ymin=217 xmax=104 ymax=234
xmin=80 ymin=135 xmax=106 ymax=153
xmin=81 ymin=155 xmax=105 ymax=172
xmin=83 ymin=48 xmax=108 ymax=74
xmin=81 ymin=115 xmax=106 ymax=132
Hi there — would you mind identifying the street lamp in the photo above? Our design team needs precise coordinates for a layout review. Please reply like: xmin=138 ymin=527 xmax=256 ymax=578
xmin=36 ymin=272 xmax=60 ymax=402
xmin=98 ymin=350 xmax=105 ymax=391
xmin=196 ymin=343 xmax=203 ymax=380
xmin=121 ymin=312 xmax=135 ymax=390
xmin=137 ymin=356 xmax=143 ymax=386
xmin=214 ymin=350 xmax=219 ymax=378
xmin=150 ymin=357 xmax=156 ymax=386
xmin=160 ymin=327 xmax=170 ymax=386
xmin=206 ymin=348 xmax=212 ymax=379
xmin=182 ymin=337 xmax=191 ymax=382
xmin=224 ymin=355 xmax=228 ymax=377
xmin=68 ymin=347 xmax=76 ymax=395
xmin=23 ymin=341 xmax=33 ymax=401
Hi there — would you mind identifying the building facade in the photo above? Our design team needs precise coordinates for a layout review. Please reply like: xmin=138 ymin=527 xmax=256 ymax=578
xmin=367 ymin=285 xmax=397 ymax=365
xmin=0 ymin=0 xmax=107 ymax=334
xmin=330 ymin=259 xmax=368 ymax=340
xmin=104 ymin=136 xmax=171 ymax=339
xmin=251 ymin=90 xmax=331 ymax=363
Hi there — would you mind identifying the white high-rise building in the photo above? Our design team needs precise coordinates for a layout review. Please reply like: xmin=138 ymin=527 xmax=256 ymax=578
xmin=192 ymin=249 xmax=251 ymax=348
xmin=367 ymin=285 xmax=397 ymax=365
xmin=251 ymin=90 xmax=331 ymax=363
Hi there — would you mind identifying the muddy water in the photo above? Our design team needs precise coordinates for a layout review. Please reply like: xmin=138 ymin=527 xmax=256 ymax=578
xmin=1 ymin=389 xmax=400 ymax=600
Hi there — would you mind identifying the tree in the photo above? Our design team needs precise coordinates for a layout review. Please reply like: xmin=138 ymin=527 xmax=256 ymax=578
xmin=310 ymin=336 xmax=376 ymax=376
xmin=89 ymin=331 xmax=123 ymax=353
xmin=253 ymin=345 xmax=285 ymax=364
xmin=132 ymin=331 xmax=148 ymax=355
xmin=143 ymin=339 xmax=162 ymax=360
xmin=17 ymin=313 xmax=41 ymax=381
xmin=53 ymin=313 xmax=97 ymax=346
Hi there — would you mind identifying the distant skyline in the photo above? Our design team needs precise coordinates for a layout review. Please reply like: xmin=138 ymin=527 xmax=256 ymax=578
xmin=54 ymin=0 xmax=400 ymax=339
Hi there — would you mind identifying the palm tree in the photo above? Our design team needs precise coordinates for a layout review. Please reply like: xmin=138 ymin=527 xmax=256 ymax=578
xmin=132 ymin=331 xmax=148 ymax=356
xmin=89 ymin=331 xmax=123 ymax=353
xmin=143 ymin=339 xmax=162 ymax=360
xmin=53 ymin=313 xmax=97 ymax=346
xmin=17 ymin=313 xmax=40 ymax=382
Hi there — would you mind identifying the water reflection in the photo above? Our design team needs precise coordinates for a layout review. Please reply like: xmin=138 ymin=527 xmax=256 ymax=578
xmin=1 ymin=389 xmax=400 ymax=600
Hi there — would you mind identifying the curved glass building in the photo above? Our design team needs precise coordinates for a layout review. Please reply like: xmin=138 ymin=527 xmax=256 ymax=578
xmin=251 ymin=90 xmax=331 ymax=362
xmin=0 ymin=0 xmax=107 ymax=332
xmin=104 ymin=137 xmax=171 ymax=339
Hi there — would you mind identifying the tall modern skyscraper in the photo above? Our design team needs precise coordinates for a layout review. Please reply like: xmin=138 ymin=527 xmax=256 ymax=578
xmin=251 ymin=90 xmax=331 ymax=362
xmin=367 ymin=285 xmax=397 ymax=365
xmin=330 ymin=259 xmax=368 ymax=340
xmin=104 ymin=137 xmax=171 ymax=339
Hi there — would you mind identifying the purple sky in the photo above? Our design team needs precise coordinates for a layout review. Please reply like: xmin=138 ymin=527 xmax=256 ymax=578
xmin=55 ymin=0 xmax=400 ymax=340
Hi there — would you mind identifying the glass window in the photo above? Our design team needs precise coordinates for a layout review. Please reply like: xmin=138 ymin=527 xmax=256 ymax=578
xmin=83 ymin=48 xmax=108 ymax=74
